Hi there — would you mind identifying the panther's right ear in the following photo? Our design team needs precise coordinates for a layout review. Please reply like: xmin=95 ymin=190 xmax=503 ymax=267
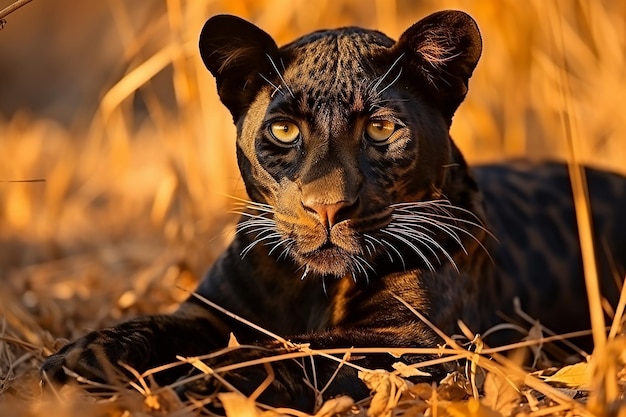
xmin=199 ymin=15 xmax=279 ymax=121
xmin=395 ymin=10 xmax=482 ymax=121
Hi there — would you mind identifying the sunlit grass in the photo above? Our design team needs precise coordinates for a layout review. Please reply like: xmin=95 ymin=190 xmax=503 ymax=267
xmin=1 ymin=0 xmax=625 ymax=416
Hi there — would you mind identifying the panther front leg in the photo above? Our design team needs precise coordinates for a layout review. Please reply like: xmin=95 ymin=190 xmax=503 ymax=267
xmin=178 ymin=278 xmax=452 ymax=413
xmin=178 ymin=324 xmax=446 ymax=412
xmin=41 ymin=313 xmax=232 ymax=386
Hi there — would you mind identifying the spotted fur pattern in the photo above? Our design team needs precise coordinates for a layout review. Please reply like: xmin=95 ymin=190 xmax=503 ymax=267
xmin=41 ymin=11 xmax=625 ymax=412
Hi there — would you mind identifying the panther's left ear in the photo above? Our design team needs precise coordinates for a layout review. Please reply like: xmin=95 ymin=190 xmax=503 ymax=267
xmin=199 ymin=15 xmax=279 ymax=122
xmin=396 ymin=10 xmax=482 ymax=119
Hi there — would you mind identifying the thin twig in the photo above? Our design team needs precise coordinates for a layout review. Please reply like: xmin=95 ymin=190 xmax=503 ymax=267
xmin=0 ymin=0 xmax=33 ymax=20
xmin=0 ymin=179 xmax=46 ymax=183
xmin=184 ymin=289 xmax=292 ymax=346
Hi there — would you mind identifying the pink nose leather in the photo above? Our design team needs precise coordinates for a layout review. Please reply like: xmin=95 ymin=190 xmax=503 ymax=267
xmin=302 ymin=200 xmax=354 ymax=229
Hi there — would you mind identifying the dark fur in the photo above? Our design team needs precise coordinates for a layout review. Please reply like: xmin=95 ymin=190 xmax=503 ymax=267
xmin=41 ymin=11 xmax=626 ymax=412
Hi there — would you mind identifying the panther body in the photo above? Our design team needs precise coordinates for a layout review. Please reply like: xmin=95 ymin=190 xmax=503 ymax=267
xmin=476 ymin=162 xmax=625 ymax=337
xmin=41 ymin=11 xmax=626 ymax=411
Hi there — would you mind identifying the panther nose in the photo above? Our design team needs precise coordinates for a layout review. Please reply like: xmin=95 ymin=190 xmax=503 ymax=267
xmin=302 ymin=199 xmax=358 ymax=229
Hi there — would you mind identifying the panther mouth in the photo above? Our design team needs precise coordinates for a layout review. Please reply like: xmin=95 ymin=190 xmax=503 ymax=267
xmin=290 ymin=213 xmax=394 ymax=278
xmin=262 ymin=208 xmax=393 ymax=279
xmin=295 ymin=238 xmax=370 ymax=278
xmin=298 ymin=245 xmax=353 ymax=277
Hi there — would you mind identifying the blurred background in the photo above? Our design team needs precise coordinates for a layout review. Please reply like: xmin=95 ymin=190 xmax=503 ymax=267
xmin=0 ymin=0 xmax=625 ymax=409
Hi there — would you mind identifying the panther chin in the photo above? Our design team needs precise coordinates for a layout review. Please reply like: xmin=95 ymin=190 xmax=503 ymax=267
xmin=296 ymin=244 xmax=361 ymax=278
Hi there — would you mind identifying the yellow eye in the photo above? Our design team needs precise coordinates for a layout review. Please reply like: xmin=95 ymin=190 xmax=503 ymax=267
xmin=269 ymin=121 xmax=300 ymax=144
xmin=365 ymin=119 xmax=396 ymax=142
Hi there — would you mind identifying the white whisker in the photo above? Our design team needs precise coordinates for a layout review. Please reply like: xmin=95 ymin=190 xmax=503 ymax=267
xmin=382 ymin=230 xmax=434 ymax=271
xmin=259 ymin=73 xmax=282 ymax=97
xmin=266 ymin=54 xmax=294 ymax=98
xmin=240 ymin=230 xmax=282 ymax=259
xmin=377 ymin=67 xmax=403 ymax=96
xmin=393 ymin=214 xmax=465 ymax=251
xmin=226 ymin=192 xmax=489 ymax=286
xmin=372 ymin=53 xmax=405 ymax=93
xmin=379 ymin=238 xmax=405 ymax=268
xmin=370 ymin=198 xmax=491 ymax=273
xmin=388 ymin=225 xmax=459 ymax=273
xmin=301 ymin=264 xmax=311 ymax=281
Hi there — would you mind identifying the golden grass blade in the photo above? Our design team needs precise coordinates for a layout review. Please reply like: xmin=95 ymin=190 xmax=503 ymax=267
xmin=545 ymin=0 xmax=607 ymax=355
xmin=186 ymin=289 xmax=291 ymax=346
xmin=542 ymin=2 xmax=620 ymax=412
xmin=0 ymin=179 xmax=45 ymax=183
xmin=99 ymin=41 xmax=194 ymax=121
xmin=608 ymin=275 xmax=626 ymax=341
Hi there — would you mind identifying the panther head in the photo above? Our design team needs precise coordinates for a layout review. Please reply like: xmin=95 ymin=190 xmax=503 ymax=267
xmin=199 ymin=11 xmax=483 ymax=279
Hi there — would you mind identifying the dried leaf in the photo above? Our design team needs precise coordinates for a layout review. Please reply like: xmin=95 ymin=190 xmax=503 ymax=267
xmin=482 ymin=372 xmax=520 ymax=416
xmin=406 ymin=382 xmax=433 ymax=400
xmin=314 ymin=395 xmax=354 ymax=417
xmin=392 ymin=362 xmax=431 ymax=378
xmin=359 ymin=369 xmax=408 ymax=417
xmin=389 ymin=350 xmax=404 ymax=358
xmin=543 ymin=362 xmax=591 ymax=388
xmin=219 ymin=392 xmax=263 ymax=417
xmin=438 ymin=372 xmax=471 ymax=401
xmin=445 ymin=398 xmax=502 ymax=417
xmin=554 ymin=387 xmax=581 ymax=398
xmin=522 ymin=388 xmax=539 ymax=410
xmin=177 ymin=355 xmax=212 ymax=374
xmin=228 ymin=332 xmax=241 ymax=348
xmin=437 ymin=383 xmax=468 ymax=402
xmin=151 ymin=386 xmax=185 ymax=411
xmin=397 ymin=402 xmax=429 ymax=417
xmin=144 ymin=393 xmax=161 ymax=410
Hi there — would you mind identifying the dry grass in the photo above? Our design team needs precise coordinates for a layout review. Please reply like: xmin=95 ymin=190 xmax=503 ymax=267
xmin=1 ymin=0 xmax=626 ymax=416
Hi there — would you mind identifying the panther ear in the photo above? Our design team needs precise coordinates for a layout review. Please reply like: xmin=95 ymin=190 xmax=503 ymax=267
xmin=199 ymin=15 xmax=279 ymax=121
xmin=396 ymin=10 xmax=482 ymax=119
